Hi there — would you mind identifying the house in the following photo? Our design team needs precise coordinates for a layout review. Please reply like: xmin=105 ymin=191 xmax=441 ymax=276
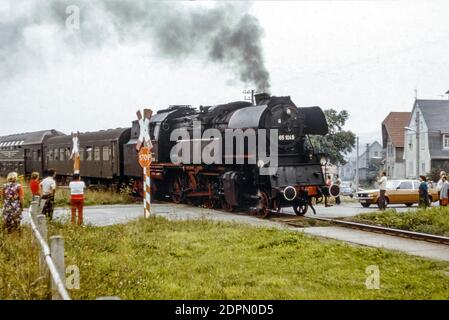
xmin=340 ymin=157 xmax=356 ymax=181
xmin=403 ymin=99 xmax=449 ymax=178
xmin=358 ymin=141 xmax=383 ymax=181
xmin=381 ymin=112 xmax=411 ymax=178
xmin=340 ymin=141 xmax=383 ymax=183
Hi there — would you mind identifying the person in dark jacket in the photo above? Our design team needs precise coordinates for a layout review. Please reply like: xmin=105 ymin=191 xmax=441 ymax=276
xmin=418 ymin=175 xmax=430 ymax=208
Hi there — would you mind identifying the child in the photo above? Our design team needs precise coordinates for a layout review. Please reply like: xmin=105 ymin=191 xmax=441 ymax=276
xmin=29 ymin=172 xmax=41 ymax=201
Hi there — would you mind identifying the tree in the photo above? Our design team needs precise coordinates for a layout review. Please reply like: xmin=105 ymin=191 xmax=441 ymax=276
xmin=309 ymin=109 xmax=356 ymax=165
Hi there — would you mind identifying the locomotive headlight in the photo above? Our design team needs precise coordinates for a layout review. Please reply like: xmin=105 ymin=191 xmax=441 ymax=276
xmin=320 ymin=157 xmax=327 ymax=166
xmin=257 ymin=159 xmax=265 ymax=168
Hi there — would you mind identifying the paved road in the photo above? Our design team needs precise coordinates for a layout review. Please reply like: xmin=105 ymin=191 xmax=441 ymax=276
xmin=25 ymin=201 xmax=449 ymax=262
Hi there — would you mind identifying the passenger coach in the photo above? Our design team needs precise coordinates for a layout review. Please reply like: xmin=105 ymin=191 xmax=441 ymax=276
xmin=0 ymin=130 xmax=62 ymax=176
xmin=44 ymin=128 xmax=131 ymax=184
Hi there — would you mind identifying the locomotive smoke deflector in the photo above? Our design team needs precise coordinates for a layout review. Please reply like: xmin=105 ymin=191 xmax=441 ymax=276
xmin=301 ymin=107 xmax=328 ymax=135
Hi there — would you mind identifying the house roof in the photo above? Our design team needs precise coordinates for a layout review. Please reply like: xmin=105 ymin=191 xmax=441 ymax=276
xmin=415 ymin=99 xmax=449 ymax=133
xmin=381 ymin=112 xmax=411 ymax=148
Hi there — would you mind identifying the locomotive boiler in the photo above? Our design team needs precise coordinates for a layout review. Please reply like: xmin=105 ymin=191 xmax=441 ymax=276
xmin=127 ymin=93 xmax=329 ymax=217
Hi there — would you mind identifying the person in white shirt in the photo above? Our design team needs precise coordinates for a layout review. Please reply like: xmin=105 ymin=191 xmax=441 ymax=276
xmin=436 ymin=171 xmax=447 ymax=196
xmin=40 ymin=169 xmax=57 ymax=219
xmin=439 ymin=176 xmax=449 ymax=207
xmin=69 ymin=173 xmax=86 ymax=225
xmin=377 ymin=171 xmax=387 ymax=210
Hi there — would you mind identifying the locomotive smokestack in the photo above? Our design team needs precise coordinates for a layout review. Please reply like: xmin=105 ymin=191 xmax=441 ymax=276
xmin=254 ymin=93 xmax=271 ymax=105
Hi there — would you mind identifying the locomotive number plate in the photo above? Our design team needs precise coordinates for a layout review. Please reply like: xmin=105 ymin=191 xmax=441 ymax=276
xmin=278 ymin=134 xmax=295 ymax=141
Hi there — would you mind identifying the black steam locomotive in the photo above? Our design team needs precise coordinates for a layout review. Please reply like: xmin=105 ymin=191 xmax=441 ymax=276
xmin=0 ymin=93 xmax=330 ymax=216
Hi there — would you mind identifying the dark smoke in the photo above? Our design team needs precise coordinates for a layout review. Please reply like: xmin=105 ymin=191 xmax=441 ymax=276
xmin=0 ymin=0 xmax=271 ymax=91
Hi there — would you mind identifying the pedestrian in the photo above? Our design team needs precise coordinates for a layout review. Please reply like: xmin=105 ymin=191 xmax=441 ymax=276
xmin=324 ymin=175 xmax=333 ymax=207
xmin=334 ymin=174 xmax=342 ymax=205
xmin=69 ymin=173 xmax=86 ymax=225
xmin=1 ymin=172 xmax=24 ymax=233
xmin=418 ymin=175 xmax=430 ymax=208
xmin=29 ymin=172 xmax=41 ymax=201
xmin=439 ymin=175 xmax=449 ymax=207
xmin=40 ymin=169 xmax=57 ymax=220
xmin=377 ymin=171 xmax=387 ymax=210
xmin=437 ymin=171 xmax=447 ymax=199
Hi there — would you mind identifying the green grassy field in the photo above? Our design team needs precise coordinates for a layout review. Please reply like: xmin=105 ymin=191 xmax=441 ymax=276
xmin=0 ymin=177 xmax=137 ymax=207
xmin=2 ymin=217 xmax=449 ymax=299
xmin=351 ymin=206 xmax=449 ymax=237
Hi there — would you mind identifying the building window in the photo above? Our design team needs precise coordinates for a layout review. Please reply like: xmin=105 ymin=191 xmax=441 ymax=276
xmin=444 ymin=134 xmax=449 ymax=149
xmin=374 ymin=151 xmax=378 ymax=157
xmin=422 ymin=162 xmax=425 ymax=173
xmin=94 ymin=146 xmax=101 ymax=161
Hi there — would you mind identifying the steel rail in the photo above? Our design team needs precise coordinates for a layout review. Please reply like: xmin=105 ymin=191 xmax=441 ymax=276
xmin=304 ymin=216 xmax=449 ymax=245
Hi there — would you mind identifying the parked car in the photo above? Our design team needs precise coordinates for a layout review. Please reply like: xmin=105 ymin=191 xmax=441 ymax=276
xmin=340 ymin=181 xmax=354 ymax=197
xmin=356 ymin=179 xmax=438 ymax=208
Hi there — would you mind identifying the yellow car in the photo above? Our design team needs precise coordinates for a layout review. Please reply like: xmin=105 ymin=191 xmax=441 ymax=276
xmin=356 ymin=180 xmax=439 ymax=208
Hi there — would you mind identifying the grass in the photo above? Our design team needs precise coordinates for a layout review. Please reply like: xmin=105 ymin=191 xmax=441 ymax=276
xmin=2 ymin=217 xmax=449 ymax=299
xmin=0 ymin=177 xmax=137 ymax=208
xmin=350 ymin=206 xmax=449 ymax=237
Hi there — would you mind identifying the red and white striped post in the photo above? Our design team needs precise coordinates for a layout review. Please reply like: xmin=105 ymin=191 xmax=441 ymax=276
xmin=136 ymin=109 xmax=153 ymax=218
xmin=71 ymin=132 xmax=80 ymax=174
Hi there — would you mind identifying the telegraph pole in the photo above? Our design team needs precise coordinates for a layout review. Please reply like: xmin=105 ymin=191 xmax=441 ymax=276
xmin=416 ymin=110 xmax=420 ymax=178
xmin=355 ymin=136 xmax=359 ymax=191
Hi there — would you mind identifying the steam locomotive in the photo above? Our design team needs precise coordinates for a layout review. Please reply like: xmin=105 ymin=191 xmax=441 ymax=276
xmin=0 ymin=93 xmax=330 ymax=216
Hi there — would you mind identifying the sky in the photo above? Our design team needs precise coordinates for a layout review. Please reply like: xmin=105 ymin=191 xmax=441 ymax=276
xmin=1 ymin=0 xmax=449 ymax=153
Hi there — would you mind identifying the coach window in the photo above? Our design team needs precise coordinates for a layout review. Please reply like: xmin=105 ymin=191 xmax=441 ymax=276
xmin=66 ymin=148 xmax=71 ymax=160
xmin=86 ymin=147 xmax=93 ymax=161
xmin=32 ymin=150 xmax=38 ymax=161
xmin=48 ymin=149 xmax=53 ymax=161
xmin=60 ymin=148 xmax=65 ymax=161
xmin=103 ymin=146 xmax=110 ymax=161
xmin=54 ymin=148 xmax=59 ymax=161
xmin=79 ymin=147 xmax=85 ymax=160
xmin=94 ymin=146 xmax=101 ymax=161
xmin=38 ymin=150 xmax=41 ymax=161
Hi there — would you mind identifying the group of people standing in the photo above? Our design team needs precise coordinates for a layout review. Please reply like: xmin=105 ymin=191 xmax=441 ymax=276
xmin=417 ymin=171 xmax=449 ymax=208
xmin=377 ymin=170 xmax=449 ymax=210
xmin=1 ymin=169 xmax=86 ymax=233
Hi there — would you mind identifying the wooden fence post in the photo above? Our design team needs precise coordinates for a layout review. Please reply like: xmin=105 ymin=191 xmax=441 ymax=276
xmin=37 ymin=214 xmax=51 ymax=296
xmin=50 ymin=235 xmax=65 ymax=300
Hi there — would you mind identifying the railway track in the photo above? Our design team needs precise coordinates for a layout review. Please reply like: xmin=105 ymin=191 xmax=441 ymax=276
xmin=283 ymin=215 xmax=449 ymax=246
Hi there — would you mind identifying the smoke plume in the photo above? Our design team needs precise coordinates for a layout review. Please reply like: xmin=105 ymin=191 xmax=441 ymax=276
xmin=0 ymin=0 xmax=270 ymax=91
